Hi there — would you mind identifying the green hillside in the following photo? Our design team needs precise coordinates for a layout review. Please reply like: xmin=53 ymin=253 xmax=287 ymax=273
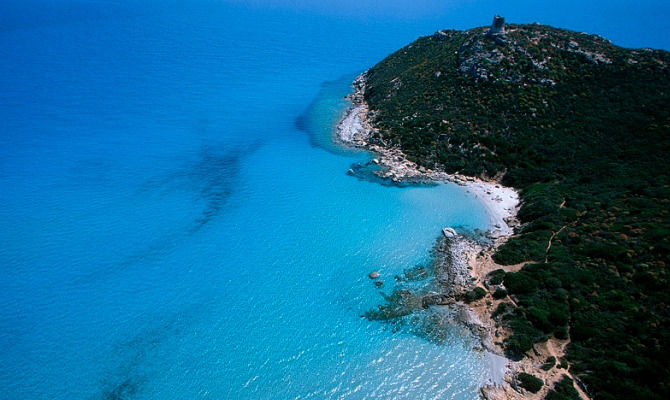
xmin=363 ymin=22 xmax=670 ymax=400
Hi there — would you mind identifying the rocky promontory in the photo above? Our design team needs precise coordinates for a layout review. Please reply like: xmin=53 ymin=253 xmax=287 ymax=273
xmin=340 ymin=14 xmax=670 ymax=400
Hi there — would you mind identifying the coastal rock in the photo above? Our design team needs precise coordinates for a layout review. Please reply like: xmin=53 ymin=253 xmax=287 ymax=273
xmin=368 ymin=271 xmax=380 ymax=279
xmin=421 ymin=292 xmax=454 ymax=308
xmin=433 ymin=236 xmax=474 ymax=295
xmin=442 ymin=227 xmax=457 ymax=238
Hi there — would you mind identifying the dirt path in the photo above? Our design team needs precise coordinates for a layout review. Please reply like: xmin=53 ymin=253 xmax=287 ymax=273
xmin=545 ymin=225 xmax=567 ymax=262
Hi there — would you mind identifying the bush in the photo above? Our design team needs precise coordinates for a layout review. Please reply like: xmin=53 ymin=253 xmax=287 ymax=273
xmin=548 ymin=307 xmax=570 ymax=326
xmin=464 ymin=287 xmax=487 ymax=303
xmin=526 ymin=306 xmax=553 ymax=332
xmin=504 ymin=312 xmax=548 ymax=359
xmin=542 ymin=356 xmax=557 ymax=371
xmin=545 ymin=376 xmax=580 ymax=400
xmin=494 ymin=231 xmax=553 ymax=264
xmin=493 ymin=287 xmax=508 ymax=299
xmin=505 ymin=334 xmax=533 ymax=359
xmin=554 ymin=325 xmax=569 ymax=340
xmin=493 ymin=302 xmax=515 ymax=318
xmin=504 ymin=271 xmax=538 ymax=294
xmin=518 ymin=372 xmax=544 ymax=393
xmin=487 ymin=269 xmax=506 ymax=285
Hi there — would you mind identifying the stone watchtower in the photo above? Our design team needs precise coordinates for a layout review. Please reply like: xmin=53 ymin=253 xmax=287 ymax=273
xmin=489 ymin=15 xmax=505 ymax=35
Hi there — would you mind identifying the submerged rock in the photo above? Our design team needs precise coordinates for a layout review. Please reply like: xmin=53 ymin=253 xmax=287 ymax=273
xmin=363 ymin=234 xmax=489 ymax=348
xmin=403 ymin=265 xmax=429 ymax=281
xmin=415 ymin=308 xmax=464 ymax=344
xmin=365 ymin=288 xmax=422 ymax=320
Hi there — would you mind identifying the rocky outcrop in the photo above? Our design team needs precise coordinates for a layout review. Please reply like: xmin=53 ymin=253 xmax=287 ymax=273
xmin=433 ymin=235 xmax=475 ymax=295
xmin=421 ymin=292 xmax=454 ymax=308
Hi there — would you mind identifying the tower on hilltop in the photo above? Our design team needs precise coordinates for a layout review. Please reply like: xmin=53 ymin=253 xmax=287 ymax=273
xmin=489 ymin=15 xmax=505 ymax=35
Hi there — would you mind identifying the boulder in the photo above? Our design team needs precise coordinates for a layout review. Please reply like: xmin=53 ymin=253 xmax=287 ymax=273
xmin=442 ymin=227 xmax=457 ymax=238
xmin=368 ymin=271 xmax=380 ymax=279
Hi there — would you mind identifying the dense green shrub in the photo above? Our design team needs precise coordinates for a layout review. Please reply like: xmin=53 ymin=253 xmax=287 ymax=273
xmin=542 ymin=356 xmax=557 ymax=371
xmin=545 ymin=376 xmax=580 ymax=400
xmin=518 ymin=372 xmax=544 ymax=393
xmin=553 ymin=326 xmax=568 ymax=340
xmin=464 ymin=287 xmax=487 ymax=303
xmin=527 ymin=306 xmax=553 ymax=333
xmin=487 ymin=269 xmax=506 ymax=285
xmin=548 ymin=307 xmax=569 ymax=327
xmin=503 ymin=271 xmax=537 ymax=294
xmin=504 ymin=311 xmax=547 ymax=359
xmin=494 ymin=232 xmax=552 ymax=264
xmin=493 ymin=287 xmax=508 ymax=299
xmin=493 ymin=302 xmax=515 ymax=318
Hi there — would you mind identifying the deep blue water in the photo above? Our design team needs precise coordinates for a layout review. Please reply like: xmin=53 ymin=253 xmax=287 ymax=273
xmin=1 ymin=1 xmax=668 ymax=399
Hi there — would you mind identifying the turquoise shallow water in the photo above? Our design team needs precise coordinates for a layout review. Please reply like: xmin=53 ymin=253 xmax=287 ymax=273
xmin=0 ymin=1 xmax=499 ymax=399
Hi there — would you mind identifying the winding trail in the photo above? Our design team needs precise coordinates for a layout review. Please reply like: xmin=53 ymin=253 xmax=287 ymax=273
xmin=540 ymin=198 xmax=592 ymax=400
xmin=544 ymin=198 xmax=568 ymax=262
xmin=545 ymin=225 xmax=567 ymax=263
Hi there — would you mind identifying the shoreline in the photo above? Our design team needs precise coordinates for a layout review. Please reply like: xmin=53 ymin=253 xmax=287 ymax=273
xmin=337 ymin=75 xmax=519 ymax=240
xmin=337 ymin=73 xmax=569 ymax=399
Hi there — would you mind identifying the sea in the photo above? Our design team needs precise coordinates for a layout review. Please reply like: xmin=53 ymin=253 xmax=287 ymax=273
xmin=1 ymin=1 xmax=665 ymax=399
